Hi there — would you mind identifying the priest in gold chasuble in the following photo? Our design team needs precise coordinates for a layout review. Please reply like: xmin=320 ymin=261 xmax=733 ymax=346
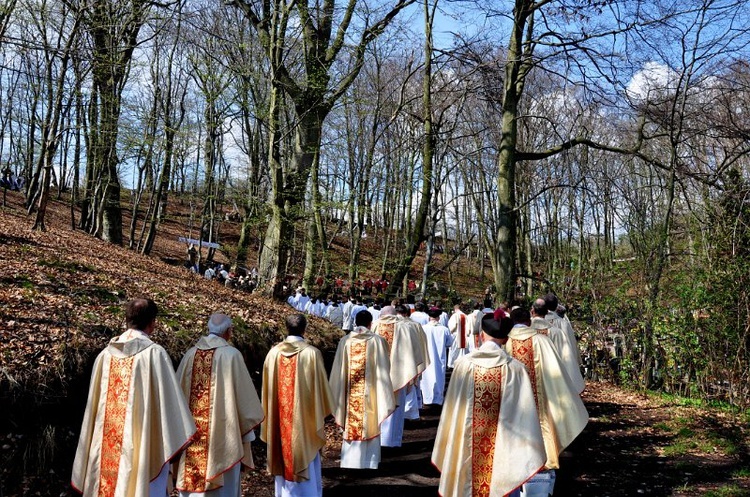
xmin=261 ymin=314 xmax=333 ymax=497
xmin=371 ymin=306 xmax=425 ymax=447
xmin=175 ymin=313 xmax=264 ymax=497
xmin=330 ymin=310 xmax=395 ymax=468
xmin=72 ymin=299 xmax=197 ymax=497
xmin=432 ymin=314 xmax=546 ymax=497
xmin=505 ymin=307 xmax=588 ymax=497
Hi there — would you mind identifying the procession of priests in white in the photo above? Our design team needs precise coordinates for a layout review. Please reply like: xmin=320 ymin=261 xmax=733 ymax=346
xmin=73 ymin=292 xmax=587 ymax=497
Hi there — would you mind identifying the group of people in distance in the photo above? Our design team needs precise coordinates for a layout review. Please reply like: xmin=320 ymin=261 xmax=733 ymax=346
xmin=72 ymin=290 xmax=587 ymax=497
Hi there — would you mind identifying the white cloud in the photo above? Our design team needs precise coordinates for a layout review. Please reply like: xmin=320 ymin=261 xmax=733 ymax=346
xmin=626 ymin=61 xmax=679 ymax=102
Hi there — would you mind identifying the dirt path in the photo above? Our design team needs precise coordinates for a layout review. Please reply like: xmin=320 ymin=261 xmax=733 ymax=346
xmin=242 ymin=381 xmax=750 ymax=496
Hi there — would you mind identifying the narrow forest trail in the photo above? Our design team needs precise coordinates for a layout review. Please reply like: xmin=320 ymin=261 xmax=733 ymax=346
xmin=243 ymin=381 xmax=750 ymax=497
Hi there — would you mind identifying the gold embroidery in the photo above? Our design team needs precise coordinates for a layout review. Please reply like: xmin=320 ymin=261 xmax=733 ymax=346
xmin=513 ymin=337 xmax=538 ymax=406
xmin=182 ymin=349 xmax=215 ymax=491
xmin=345 ymin=341 xmax=367 ymax=440
xmin=98 ymin=356 xmax=134 ymax=497
xmin=377 ymin=323 xmax=395 ymax=350
xmin=279 ymin=354 xmax=298 ymax=481
xmin=471 ymin=366 xmax=503 ymax=497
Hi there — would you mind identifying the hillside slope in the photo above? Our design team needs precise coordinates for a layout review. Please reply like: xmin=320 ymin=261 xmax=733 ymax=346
xmin=0 ymin=190 xmax=343 ymax=495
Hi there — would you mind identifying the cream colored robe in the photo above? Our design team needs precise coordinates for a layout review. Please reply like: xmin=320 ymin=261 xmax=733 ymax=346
xmin=432 ymin=342 xmax=546 ymax=497
xmin=371 ymin=315 xmax=424 ymax=391
xmin=447 ymin=310 xmax=470 ymax=367
xmin=505 ymin=325 xmax=589 ymax=469
xmin=72 ymin=330 xmax=197 ymax=497
xmin=546 ymin=311 xmax=583 ymax=367
xmin=175 ymin=335 xmax=265 ymax=493
xmin=329 ymin=328 xmax=396 ymax=441
xmin=531 ymin=317 xmax=585 ymax=394
xmin=261 ymin=338 xmax=334 ymax=482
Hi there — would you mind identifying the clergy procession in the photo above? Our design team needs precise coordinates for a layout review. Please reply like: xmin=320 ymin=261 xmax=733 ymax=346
xmin=72 ymin=291 xmax=588 ymax=497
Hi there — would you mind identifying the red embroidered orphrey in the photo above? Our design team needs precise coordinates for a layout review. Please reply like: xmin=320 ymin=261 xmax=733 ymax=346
xmin=471 ymin=366 xmax=503 ymax=497
xmin=181 ymin=349 xmax=216 ymax=491
xmin=98 ymin=356 xmax=134 ymax=497
xmin=279 ymin=354 xmax=298 ymax=481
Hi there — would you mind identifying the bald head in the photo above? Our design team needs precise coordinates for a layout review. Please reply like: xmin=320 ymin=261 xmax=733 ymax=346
xmin=532 ymin=298 xmax=547 ymax=317
xmin=380 ymin=305 xmax=396 ymax=317
xmin=208 ymin=313 xmax=233 ymax=336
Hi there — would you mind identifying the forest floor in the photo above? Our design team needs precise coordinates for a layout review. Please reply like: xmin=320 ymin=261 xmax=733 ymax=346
xmin=2 ymin=190 xmax=750 ymax=496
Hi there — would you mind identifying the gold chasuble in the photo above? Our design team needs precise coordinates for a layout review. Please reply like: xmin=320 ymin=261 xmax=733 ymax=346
xmin=506 ymin=326 xmax=589 ymax=469
xmin=531 ymin=317 xmax=585 ymax=394
xmin=175 ymin=335 xmax=264 ymax=492
xmin=329 ymin=329 xmax=396 ymax=441
xmin=261 ymin=339 xmax=334 ymax=482
xmin=432 ymin=343 xmax=546 ymax=497
xmin=372 ymin=315 xmax=426 ymax=391
xmin=72 ymin=331 xmax=197 ymax=497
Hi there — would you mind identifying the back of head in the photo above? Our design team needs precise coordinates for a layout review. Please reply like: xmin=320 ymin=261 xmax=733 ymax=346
xmin=544 ymin=293 xmax=559 ymax=313
xmin=395 ymin=304 xmax=410 ymax=317
xmin=380 ymin=305 xmax=397 ymax=317
xmin=414 ymin=301 xmax=426 ymax=312
xmin=285 ymin=314 xmax=307 ymax=336
xmin=510 ymin=307 xmax=531 ymax=325
xmin=355 ymin=309 xmax=373 ymax=328
xmin=427 ymin=307 xmax=442 ymax=319
xmin=481 ymin=315 xmax=514 ymax=340
xmin=208 ymin=313 xmax=232 ymax=336
xmin=532 ymin=298 xmax=547 ymax=317
xmin=406 ymin=294 xmax=415 ymax=304
xmin=125 ymin=298 xmax=158 ymax=331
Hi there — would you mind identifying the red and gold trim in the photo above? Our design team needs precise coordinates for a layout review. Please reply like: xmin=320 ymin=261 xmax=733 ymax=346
xmin=471 ymin=366 xmax=503 ymax=497
xmin=459 ymin=314 xmax=466 ymax=348
xmin=181 ymin=349 xmax=216 ymax=491
xmin=98 ymin=356 xmax=134 ymax=497
xmin=512 ymin=337 xmax=538 ymax=406
xmin=344 ymin=341 xmax=367 ymax=441
xmin=377 ymin=323 xmax=395 ymax=350
xmin=279 ymin=354 xmax=298 ymax=481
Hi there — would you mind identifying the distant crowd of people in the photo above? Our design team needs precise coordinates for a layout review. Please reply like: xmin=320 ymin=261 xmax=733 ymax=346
xmin=1 ymin=166 xmax=24 ymax=191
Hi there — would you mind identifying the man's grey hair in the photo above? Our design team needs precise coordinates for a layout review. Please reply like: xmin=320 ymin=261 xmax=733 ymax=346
xmin=532 ymin=298 xmax=547 ymax=317
xmin=208 ymin=313 xmax=233 ymax=336
xmin=380 ymin=305 xmax=396 ymax=317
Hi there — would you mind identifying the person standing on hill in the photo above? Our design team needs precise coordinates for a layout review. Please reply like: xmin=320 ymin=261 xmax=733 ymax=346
xmin=72 ymin=298 xmax=196 ymax=497
xmin=174 ymin=313 xmax=264 ymax=497
xmin=261 ymin=314 xmax=334 ymax=497
xmin=432 ymin=315 xmax=546 ymax=497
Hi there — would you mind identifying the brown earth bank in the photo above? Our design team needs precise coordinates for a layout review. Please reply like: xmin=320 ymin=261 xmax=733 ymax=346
xmin=2 ymin=191 xmax=750 ymax=496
